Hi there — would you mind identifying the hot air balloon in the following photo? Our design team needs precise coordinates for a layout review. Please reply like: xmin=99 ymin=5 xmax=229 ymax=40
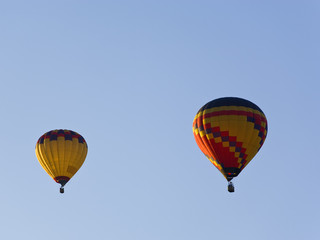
xmin=193 ymin=97 xmax=267 ymax=192
xmin=35 ymin=129 xmax=88 ymax=193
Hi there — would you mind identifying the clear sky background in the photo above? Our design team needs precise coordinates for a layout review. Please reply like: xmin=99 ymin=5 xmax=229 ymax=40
xmin=0 ymin=1 xmax=319 ymax=239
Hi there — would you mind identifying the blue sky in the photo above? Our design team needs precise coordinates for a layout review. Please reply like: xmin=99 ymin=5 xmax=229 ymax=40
xmin=0 ymin=1 xmax=319 ymax=239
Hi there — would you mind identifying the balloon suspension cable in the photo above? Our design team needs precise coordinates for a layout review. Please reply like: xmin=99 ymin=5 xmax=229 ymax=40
xmin=56 ymin=178 xmax=68 ymax=194
xmin=59 ymin=181 xmax=66 ymax=194
xmin=228 ymin=181 xmax=235 ymax=193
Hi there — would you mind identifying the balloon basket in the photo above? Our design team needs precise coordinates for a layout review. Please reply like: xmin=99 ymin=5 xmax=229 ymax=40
xmin=228 ymin=182 xmax=235 ymax=193
xmin=60 ymin=187 xmax=64 ymax=194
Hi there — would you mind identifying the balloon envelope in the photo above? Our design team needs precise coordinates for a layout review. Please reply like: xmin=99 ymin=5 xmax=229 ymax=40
xmin=35 ymin=129 xmax=88 ymax=187
xmin=193 ymin=97 xmax=267 ymax=181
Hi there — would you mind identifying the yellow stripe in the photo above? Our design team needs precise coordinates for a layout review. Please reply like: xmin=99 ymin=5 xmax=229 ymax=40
xmin=203 ymin=106 xmax=266 ymax=116
xmin=36 ymin=144 xmax=55 ymax=179
xmin=195 ymin=106 xmax=266 ymax=119
xmin=57 ymin=136 xmax=66 ymax=176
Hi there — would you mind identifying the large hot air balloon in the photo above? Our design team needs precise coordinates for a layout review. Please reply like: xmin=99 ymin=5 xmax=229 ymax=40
xmin=193 ymin=97 xmax=267 ymax=192
xmin=35 ymin=129 xmax=88 ymax=193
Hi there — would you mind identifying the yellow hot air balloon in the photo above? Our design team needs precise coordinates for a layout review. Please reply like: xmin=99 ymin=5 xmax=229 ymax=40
xmin=35 ymin=129 xmax=88 ymax=193
xmin=193 ymin=97 xmax=268 ymax=192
